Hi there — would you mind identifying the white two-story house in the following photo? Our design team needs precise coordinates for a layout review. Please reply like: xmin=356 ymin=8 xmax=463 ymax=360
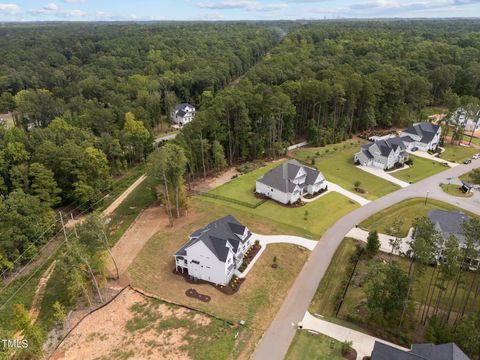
xmin=255 ymin=159 xmax=327 ymax=204
xmin=399 ymin=122 xmax=441 ymax=151
xmin=354 ymin=137 xmax=408 ymax=170
xmin=171 ymin=103 xmax=195 ymax=126
xmin=174 ymin=215 xmax=252 ymax=286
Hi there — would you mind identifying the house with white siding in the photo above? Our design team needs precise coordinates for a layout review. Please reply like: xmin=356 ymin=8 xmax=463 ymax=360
xmin=255 ymin=160 xmax=327 ymax=204
xmin=174 ymin=215 xmax=252 ymax=286
xmin=354 ymin=137 xmax=408 ymax=170
xmin=171 ymin=103 xmax=195 ymax=126
xmin=399 ymin=122 xmax=441 ymax=151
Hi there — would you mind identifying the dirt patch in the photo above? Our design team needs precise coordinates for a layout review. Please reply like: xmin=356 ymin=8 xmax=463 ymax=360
xmin=191 ymin=167 xmax=239 ymax=193
xmin=107 ymin=204 xmax=168 ymax=282
xmin=52 ymin=288 xmax=192 ymax=360
xmin=186 ymin=288 xmax=211 ymax=302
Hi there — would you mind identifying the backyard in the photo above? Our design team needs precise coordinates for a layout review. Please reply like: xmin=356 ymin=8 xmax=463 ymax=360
xmin=128 ymin=197 xmax=311 ymax=360
xmin=441 ymin=144 xmax=478 ymax=163
xmin=360 ymin=198 xmax=479 ymax=237
xmin=293 ymin=140 xmax=400 ymax=200
xmin=285 ymin=331 xmax=345 ymax=360
xmin=391 ymin=155 xmax=446 ymax=183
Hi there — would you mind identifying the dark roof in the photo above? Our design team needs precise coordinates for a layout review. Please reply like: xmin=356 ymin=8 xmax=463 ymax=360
xmin=428 ymin=209 xmax=469 ymax=246
xmin=256 ymin=160 xmax=325 ymax=193
xmin=363 ymin=137 xmax=406 ymax=158
xmin=371 ymin=341 xmax=470 ymax=360
xmin=411 ymin=343 xmax=470 ymax=360
xmin=371 ymin=342 xmax=424 ymax=360
xmin=402 ymin=122 xmax=440 ymax=144
xmin=175 ymin=103 xmax=194 ymax=111
xmin=174 ymin=215 xmax=251 ymax=262
xmin=176 ymin=109 xmax=187 ymax=117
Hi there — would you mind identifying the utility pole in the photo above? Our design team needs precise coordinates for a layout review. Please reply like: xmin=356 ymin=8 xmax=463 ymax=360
xmin=59 ymin=212 xmax=104 ymax=304
xmin=424 ymin=190 xmax=429 ymax=206
xmin=100 ymin=229 xmax=119 ymax=280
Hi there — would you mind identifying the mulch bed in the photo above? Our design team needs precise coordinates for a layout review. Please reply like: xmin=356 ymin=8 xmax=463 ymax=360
xmin=185 ymin=288 xmax=211 ymax=302
xmin=239 ymin=244 xmax=262 ymax=273
xmin=303 ymin=187 xmax=328 ymax=199
xmin=173 ymin=269 xmax=246 ymax=296
xmin=343 ymin=349 xmax=357 ymax=360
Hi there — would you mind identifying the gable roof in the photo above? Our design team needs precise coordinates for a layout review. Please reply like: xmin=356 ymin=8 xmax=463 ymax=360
xmin=371 ymin=341 xmax=470 ymax=360
xmin=175 ymin=215 xmax=251 ymax=262
xmin=175 ymin=103 xmax=194 ymax=112
xmin=428 ymin=209 xmax=469 ymax=246
xmin=256 ymin=159 xmax=325 ymax=194
xmin=402 ymin=122 xmax=440 ymax=144
xmin=363 ymin=137 xmax=406 ymax=158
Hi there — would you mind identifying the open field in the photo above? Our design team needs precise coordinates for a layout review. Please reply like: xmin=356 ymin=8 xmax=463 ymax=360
xmin=360 ymin=198 xmax=479 ymax=237
xmin=128 ymin=197 xmax=311 ymax=359
xmin=207 ymin=161 xmax=279 ymax=206
xmin=441 ymin=144 xmax=478 ymax=163
xmin=285 ymin=331 xmax=344 ymax=360
xmin=293 ymin=140 xmax=400 ymax=200
xmin=440 ymin=183 xmax=473 ymax=198
xmin=53 ymin=287 xmax=237 ymax=360
xmin=391 ymin=155 xmax=445 ymax=183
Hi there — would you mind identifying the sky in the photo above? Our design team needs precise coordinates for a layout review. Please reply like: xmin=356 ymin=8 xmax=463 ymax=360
xmin=0 ymin=0 xmax=479 ymax=22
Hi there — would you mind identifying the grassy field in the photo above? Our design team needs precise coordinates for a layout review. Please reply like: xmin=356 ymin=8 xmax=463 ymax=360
xmin=106 ymin=175 xmax=158 ymax=245
xmin=129 ymin=197 xmax=311 ymax=359
xmin=440 ymin=183 xmax=473 ymax=198
xmin=293 ymin=140 xmax=400 ymax=200
xmin=309 ymin=238 xmax=359 ymax=317
xmin=441 ymin=144 xmax=478 ymax=163
xmin=360 ymin=198 xmax=479 ymax=237
xmin=207 ymin=161 xmax=279 ymax=206
xmin=460 ymin=170 xmax=479 ymax=184
xmin=285 ymin=331 xmax=344 ymax=360
xmin=391 ymin=155 xmax=446 ymax=183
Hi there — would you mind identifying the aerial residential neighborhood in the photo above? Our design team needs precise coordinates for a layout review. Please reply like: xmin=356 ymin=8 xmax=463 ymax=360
xmin=1 ymin=8 xmax=480 ymax=360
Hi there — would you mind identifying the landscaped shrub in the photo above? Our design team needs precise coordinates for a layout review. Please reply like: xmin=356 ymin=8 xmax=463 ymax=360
xmin=341 ymin=340 xmax=353 ymax=355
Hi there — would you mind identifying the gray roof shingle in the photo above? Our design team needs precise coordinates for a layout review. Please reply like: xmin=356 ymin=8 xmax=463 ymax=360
xmin=428 ymin=209 xmax=469 ymax=246
xmin=371 ymin=341 xmax=470 ymax=360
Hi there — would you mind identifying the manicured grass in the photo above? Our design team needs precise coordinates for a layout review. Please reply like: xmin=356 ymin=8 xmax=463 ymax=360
xmin=441 ymin=144 xmax=478 ymax=163
xmin=106 ymin=175 xmax=158 ymax=246
xmin=285 ymin=331 xmax=344 ymax=360
xmin=128 ymin=197 xmax=311 ymax=359
xmin=204 ymin=192 xmax=359 ymax=239
xmin=208 ymin=161 xmax=279 ymax=206
xmin=460 ymin=170 xmax=479 ymax=185
xmin=391 ymin=155 xmax=446 ymax=183
xmin=293 ymin=140 xmax=400 ymax=200
xmin=440 ymin=183 xmax=473 ymax=198
xmin=360 ymin=198 xmax=480 ymax=237
xmin=309 ymin=238 xmax=359 ymax=316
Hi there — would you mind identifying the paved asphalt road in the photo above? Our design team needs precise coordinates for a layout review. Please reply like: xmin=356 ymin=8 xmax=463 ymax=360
xmin=252 ymin=160 xmax=480 ymax=360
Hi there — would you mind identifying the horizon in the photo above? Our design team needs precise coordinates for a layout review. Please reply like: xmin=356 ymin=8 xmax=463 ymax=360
xmin=0 ymin=0 xmax=480 ymax=22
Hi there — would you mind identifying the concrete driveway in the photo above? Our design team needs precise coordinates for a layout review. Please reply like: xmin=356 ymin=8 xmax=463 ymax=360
xmin=252 ymin=159 xmax=480 ymax=360
xmin=302 ymin=181 xmax=371 ymax=206
xmin=407 ymin=149 xmax=458 ymax=167
xmin=235 ymin=233 xmax=317 ymax=278
xmin=300 ymin=312 xmax=409 ymax=360
xmin=346 ymin=227 xmax=413 ymax=255
xmin=356 ymin=165 xmax=410 ymax=188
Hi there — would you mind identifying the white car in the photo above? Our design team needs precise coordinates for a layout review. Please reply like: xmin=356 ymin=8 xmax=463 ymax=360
xmin=473 ymin=153 xmax=480 ymax=160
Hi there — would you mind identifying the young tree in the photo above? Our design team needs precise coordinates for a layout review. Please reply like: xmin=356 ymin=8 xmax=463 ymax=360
xmin=388 ymin=218 xmax=404 ymax=257
xmin=366 ymin=230 xmax=380 ymax=258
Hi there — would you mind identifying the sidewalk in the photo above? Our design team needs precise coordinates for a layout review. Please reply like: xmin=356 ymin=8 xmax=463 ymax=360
xmin=346 ymin=227 xmax=413 ymax=255
xmin=302 ymin=181 xmax=370 ymax=206
xmin=356 ymin=165 xmax=410 ymax=188
xmin=235 ymin=233 xmax=317 ymax=278
xmin=300 ymin=312 xmax=409 ymax=360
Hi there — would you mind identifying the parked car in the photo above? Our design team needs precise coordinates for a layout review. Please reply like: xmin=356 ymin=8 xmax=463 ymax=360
xmin=411 ymin=147 xmax=418 ymax=152
xmin=472 ymin=153 xmax=480 ymax=160
xmin=463 ymin=159 xmax=472 ymax=164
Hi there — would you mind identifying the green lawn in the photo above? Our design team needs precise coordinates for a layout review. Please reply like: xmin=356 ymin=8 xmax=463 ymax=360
xmin=440 ymin=183 xmax=473 ymax=198
xmin=360 ymin=198 xmax=480 ymax=237
xmin=106 ymin=175 xmax=158 ymax=245
xmin=391 ymin=155 xmax=446 ymax=183
xmin=208 ymin=161 xmax=279 ymax=206
xmin=309 ymin=238 xmax=359 ymax=316
xmin=203 ymin=191 xmax=359 ymax=239
xmin=441 ymin=144 xmax=478 ymax=163
xmin=460 ymin=170 xmax=479 ymax=184
xmin=285 ymin=331 xmax=344 ymax=360
xmin=293 ymin=140 xmax=400 ymax=200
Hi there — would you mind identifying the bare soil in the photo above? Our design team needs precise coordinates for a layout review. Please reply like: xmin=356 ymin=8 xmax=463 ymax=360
xmin=51 ymin=287 xmax=194 ymax=360
xmin=191 ymin=167 xmax=239 ymax=193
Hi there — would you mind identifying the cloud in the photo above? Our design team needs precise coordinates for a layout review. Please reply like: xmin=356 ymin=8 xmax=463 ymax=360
xmin=197 ymin=0 xmax=288 ymax=11
xmin=0 ymin=3 xmax=21 ymax=15
xmin=349 ymin=0 xmax=480 ymax=13
xmin=197 ymin=12 xmax=225 ymax=19
xmin=29 ymin=2 xmax=87 ymax=18
xmin=62 ymin=0 xmax=86 ymax=3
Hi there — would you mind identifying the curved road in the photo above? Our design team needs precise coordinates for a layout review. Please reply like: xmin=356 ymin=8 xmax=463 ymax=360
xmin=252 ymin=160 xmax=480 ymax=360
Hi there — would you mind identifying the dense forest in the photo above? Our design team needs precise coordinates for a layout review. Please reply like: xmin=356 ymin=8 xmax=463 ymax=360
xmin=177 ymin=20 xmax=480 ymax=176
xmin=0 ymin=22 xmax=281 ymax=274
